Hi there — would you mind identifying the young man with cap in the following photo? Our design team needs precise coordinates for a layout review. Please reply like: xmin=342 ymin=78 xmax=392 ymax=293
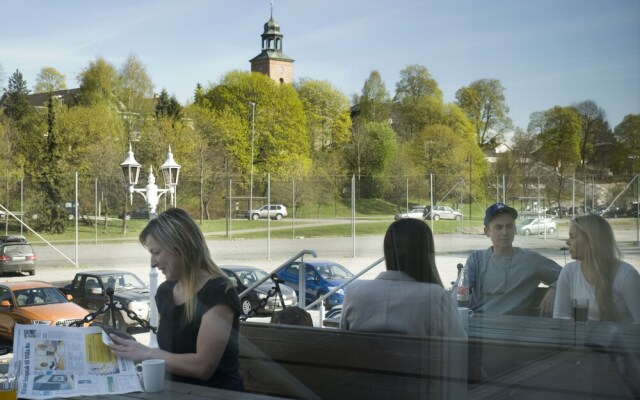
xmin=464 ymin=202 xmax=561 ymax=316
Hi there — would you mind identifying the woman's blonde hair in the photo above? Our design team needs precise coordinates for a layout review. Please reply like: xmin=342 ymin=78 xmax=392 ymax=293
xmin=139 ymin=208 xmax=230 ymax=323
xmin=572 ymin=214 xmax=622 ymax=321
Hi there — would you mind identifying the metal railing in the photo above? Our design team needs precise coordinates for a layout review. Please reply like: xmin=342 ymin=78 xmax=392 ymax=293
xmin=238 ymin=249 xmax=317 ymax=301
xmin=305 ymin=256 xmax=385 ymax=325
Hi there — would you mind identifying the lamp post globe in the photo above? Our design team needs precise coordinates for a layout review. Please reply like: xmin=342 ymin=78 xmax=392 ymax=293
xmin=119 ymin=143 xmax=181 ymax=348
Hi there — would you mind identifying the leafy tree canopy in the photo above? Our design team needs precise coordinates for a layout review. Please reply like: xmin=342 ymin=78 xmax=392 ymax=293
xmin=456 ymin=79 xmax=512 ymax=149
xmin=295 ymin=78 xmax=351 ymax=152
xmin=204 ymin=70 xmax=311 ymax=181
xmin=34 ymin=67 xmax=67 ymax=93
xmin=77 ymin=58 xmax=120 ymax=107
xmin=355 ymin=70 xmax=391 ymax=124
xmin=117 ymin=54 xmax=155 ymax=116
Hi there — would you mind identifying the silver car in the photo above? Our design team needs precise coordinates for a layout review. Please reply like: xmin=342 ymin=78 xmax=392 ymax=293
xmin=245 ymin=204 xmax=288 ymax=220
xmin=424 ymin=206 xmax=463 ymax=221
xmin=516 ymin=218 xmax=557 ymax=235
xmin=394 ymin=208 xmax=426 ymax=220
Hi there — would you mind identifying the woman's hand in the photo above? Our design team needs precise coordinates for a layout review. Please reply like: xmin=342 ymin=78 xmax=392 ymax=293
xmin=109 ymin=334 xmax=154 ymax=362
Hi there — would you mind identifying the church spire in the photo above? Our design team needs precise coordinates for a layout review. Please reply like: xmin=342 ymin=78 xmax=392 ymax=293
xmin=250 ymin=2 xmax=294 ymax=84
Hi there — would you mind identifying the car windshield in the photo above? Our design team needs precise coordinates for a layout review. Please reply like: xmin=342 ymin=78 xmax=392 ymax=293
xmin=237 ymin=269 xmax=269 ymax=285
xmin=14 ymin=287 xmax=67 ymax=306
xmin=99 ymin=273 xmax=147 ymax=290
xmin=315 ymin=263 xmax=353 ymax=279
xmin=521 ymin=219 xmax=535 ymax=225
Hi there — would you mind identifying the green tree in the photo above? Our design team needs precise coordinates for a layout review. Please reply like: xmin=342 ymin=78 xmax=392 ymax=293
xmin=509 ymin=128 xmax=541 ymax=198
xmin=456 ymin=79 xmax=512 ymax=149
xmin=3 ymin=70 xmax=31 ymax=121
xmin=409 ymin=124 xmax=486 ymax=205
xmin=355 ymin=70 xmax=391 ymax=123
xmin=344 ymin=121 xmax=396 ymax=179
xmin=537 ymin=106 xmax=581 ymax=207
xmin=155 ymin=89 xmax=182 ymax=120
xmin=182 ymin=104 xmax=245 ymax=220
xmin=34 ymin=97 xmax=67 ymax=233
xmin=392 ymin=65 xmax=443 ymax=140
xmin=77 ymin=58 xmax=119 ymax=107
xmin=34 ymin=67 xmax=67 ymax=93
xmin=204 ymin=70 xmax=310 ymax=184
xmin=571 ymin=100 xmax=608 ymax=172
xmin=613 ymin=114 xmax=640 ymax=174
xmin=295 ymin=79 xmax=351 ymax=152
xmin=117 ymin=54 xmax=154 ymax=116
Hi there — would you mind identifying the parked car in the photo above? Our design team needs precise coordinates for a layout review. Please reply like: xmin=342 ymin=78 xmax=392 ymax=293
xmin=118 ymin=207 xmax=150 ymax=220
xmin=566 ymin=206 xmax=592 ymax=216
xmin=275 ymin=260 xmax=354 ymax=309
xmin=594 ymin=205 xmax=624 ymax=218
xmin=0 ymin=235 xmax=36 ymax=276
xmin=0 ymin=281 xmax=89 ymax=341
xmin=516 ymin=218 xmax=557 ymax=235
xmin=63 ymin=201 xmax=78 ymax=220
xmin=546 ymin=206 xmax=569 ymax=217
xmin=221 ymin=265 xmax=298 ymax=316
xmin=424 ymin=205 xmax=463 ymax=221
xmin=245 ymin=204 xmax=288 ymax=220
xmin=394 ymin=208 xmax=426 ymax=220
xmin=56 ymin=271 xmax=150 ymax=331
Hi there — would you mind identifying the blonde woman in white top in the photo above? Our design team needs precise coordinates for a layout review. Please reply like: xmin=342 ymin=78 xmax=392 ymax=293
xmin=554 ymin=214 xmax=640 ymax=322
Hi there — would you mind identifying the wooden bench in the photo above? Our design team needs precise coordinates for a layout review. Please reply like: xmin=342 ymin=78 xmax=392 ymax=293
xmin=239 ymin=322 xmax=467 ymax=400
xmin=239 ymin=321 xmax=640 ymax=400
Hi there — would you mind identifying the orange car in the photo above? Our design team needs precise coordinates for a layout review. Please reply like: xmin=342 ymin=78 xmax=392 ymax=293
xmin=0 ymin=281 xmax=89 ymax=341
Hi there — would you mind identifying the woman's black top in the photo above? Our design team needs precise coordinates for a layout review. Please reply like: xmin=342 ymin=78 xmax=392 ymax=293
xmin=156 ymin=277 xmax=244 ymax=391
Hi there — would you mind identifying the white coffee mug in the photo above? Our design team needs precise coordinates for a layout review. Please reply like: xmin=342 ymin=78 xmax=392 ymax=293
xmin=457 ymin=307 xmax=474 ymax=331
xmin=135 ymin=359 xmax=165 ymax=393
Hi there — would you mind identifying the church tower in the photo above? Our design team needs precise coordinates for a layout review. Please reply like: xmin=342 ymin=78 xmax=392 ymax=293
xmin=250 ymin=3 xmax=294 ymax=84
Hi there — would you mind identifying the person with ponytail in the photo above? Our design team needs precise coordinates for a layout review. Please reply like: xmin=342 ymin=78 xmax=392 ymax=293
xmin=554 ymin=214 xmax=640 ymax=322
xmin=109 ymin=208 xmax=244 ymax=391
xmin=340 ymin=218 xmax=465 ymax=337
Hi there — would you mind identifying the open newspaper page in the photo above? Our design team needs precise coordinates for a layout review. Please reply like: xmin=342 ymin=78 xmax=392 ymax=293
xmin=12 ymin=324 xmax=143 ymax=399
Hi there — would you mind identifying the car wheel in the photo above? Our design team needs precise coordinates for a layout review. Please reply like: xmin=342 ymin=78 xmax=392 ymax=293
xmin=251 ymin=213 xmax=260 ymax=220
xmin=433 ymin=214 xmax=440 ymax=220
xmin=275 ymin=213 xmax=283 ymax=221
xmin=523 ymin=229 xmax=531 ymax=236
xmin=28 ymin=270 xmax=35 ymax=276
xmin=455 ymin=215 xmax=462 ymax=221
xmin=547 ymin=227 xmax=556 ymax=235
xmin=241 ymin=298 xmax=253 ymax=315
xmin=103 ymin=310 xmax=127 ymax=333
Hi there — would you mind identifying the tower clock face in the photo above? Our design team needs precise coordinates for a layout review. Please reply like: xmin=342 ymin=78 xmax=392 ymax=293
xmin=279 ymin=65 xmax=284 ymax=75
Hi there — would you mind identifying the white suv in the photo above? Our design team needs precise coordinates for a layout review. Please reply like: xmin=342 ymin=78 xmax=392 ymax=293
xmin=245 ymin=205 xmax=288 ymax=220
xmin=516 ymin=218 xmax=557 ymax=235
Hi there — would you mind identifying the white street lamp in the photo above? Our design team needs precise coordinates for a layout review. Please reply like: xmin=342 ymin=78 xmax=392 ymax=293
xmin=120 ymin=144 xmax=181 ymax=214
xmin=120 ymin=143 xmax=181 ymax=347
xmin=249 ymin=102 xmax=256 ymax=214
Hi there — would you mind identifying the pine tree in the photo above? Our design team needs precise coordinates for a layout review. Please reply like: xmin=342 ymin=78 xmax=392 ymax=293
xmin=3 ymin=70 xmax=31 ymax=120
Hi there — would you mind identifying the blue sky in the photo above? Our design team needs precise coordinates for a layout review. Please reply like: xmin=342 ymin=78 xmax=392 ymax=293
xmin=1 ymin=0 xmax=638 ymax=134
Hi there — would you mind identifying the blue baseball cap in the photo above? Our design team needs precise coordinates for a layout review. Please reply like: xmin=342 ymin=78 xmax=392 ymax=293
xmin=484 ymin=202 xmax=518 ymax=226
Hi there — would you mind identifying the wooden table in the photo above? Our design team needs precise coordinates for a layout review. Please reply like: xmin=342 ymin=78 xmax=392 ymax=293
xmin=67 ymin=380 xmax=288 ymax=399
xmin=467 ymin=314 xmax=640 ymax=399
xmin=10 ymin=380 xmax=288 ymax=400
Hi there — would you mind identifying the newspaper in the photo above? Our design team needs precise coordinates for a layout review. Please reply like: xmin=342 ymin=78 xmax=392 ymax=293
xmin=11 ymin=324 xmax=143 ymax=399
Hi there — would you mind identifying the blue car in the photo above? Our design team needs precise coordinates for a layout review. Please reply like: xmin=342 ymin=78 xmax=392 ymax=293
xmin=275 ymin=260 xmax=354 ymax=309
